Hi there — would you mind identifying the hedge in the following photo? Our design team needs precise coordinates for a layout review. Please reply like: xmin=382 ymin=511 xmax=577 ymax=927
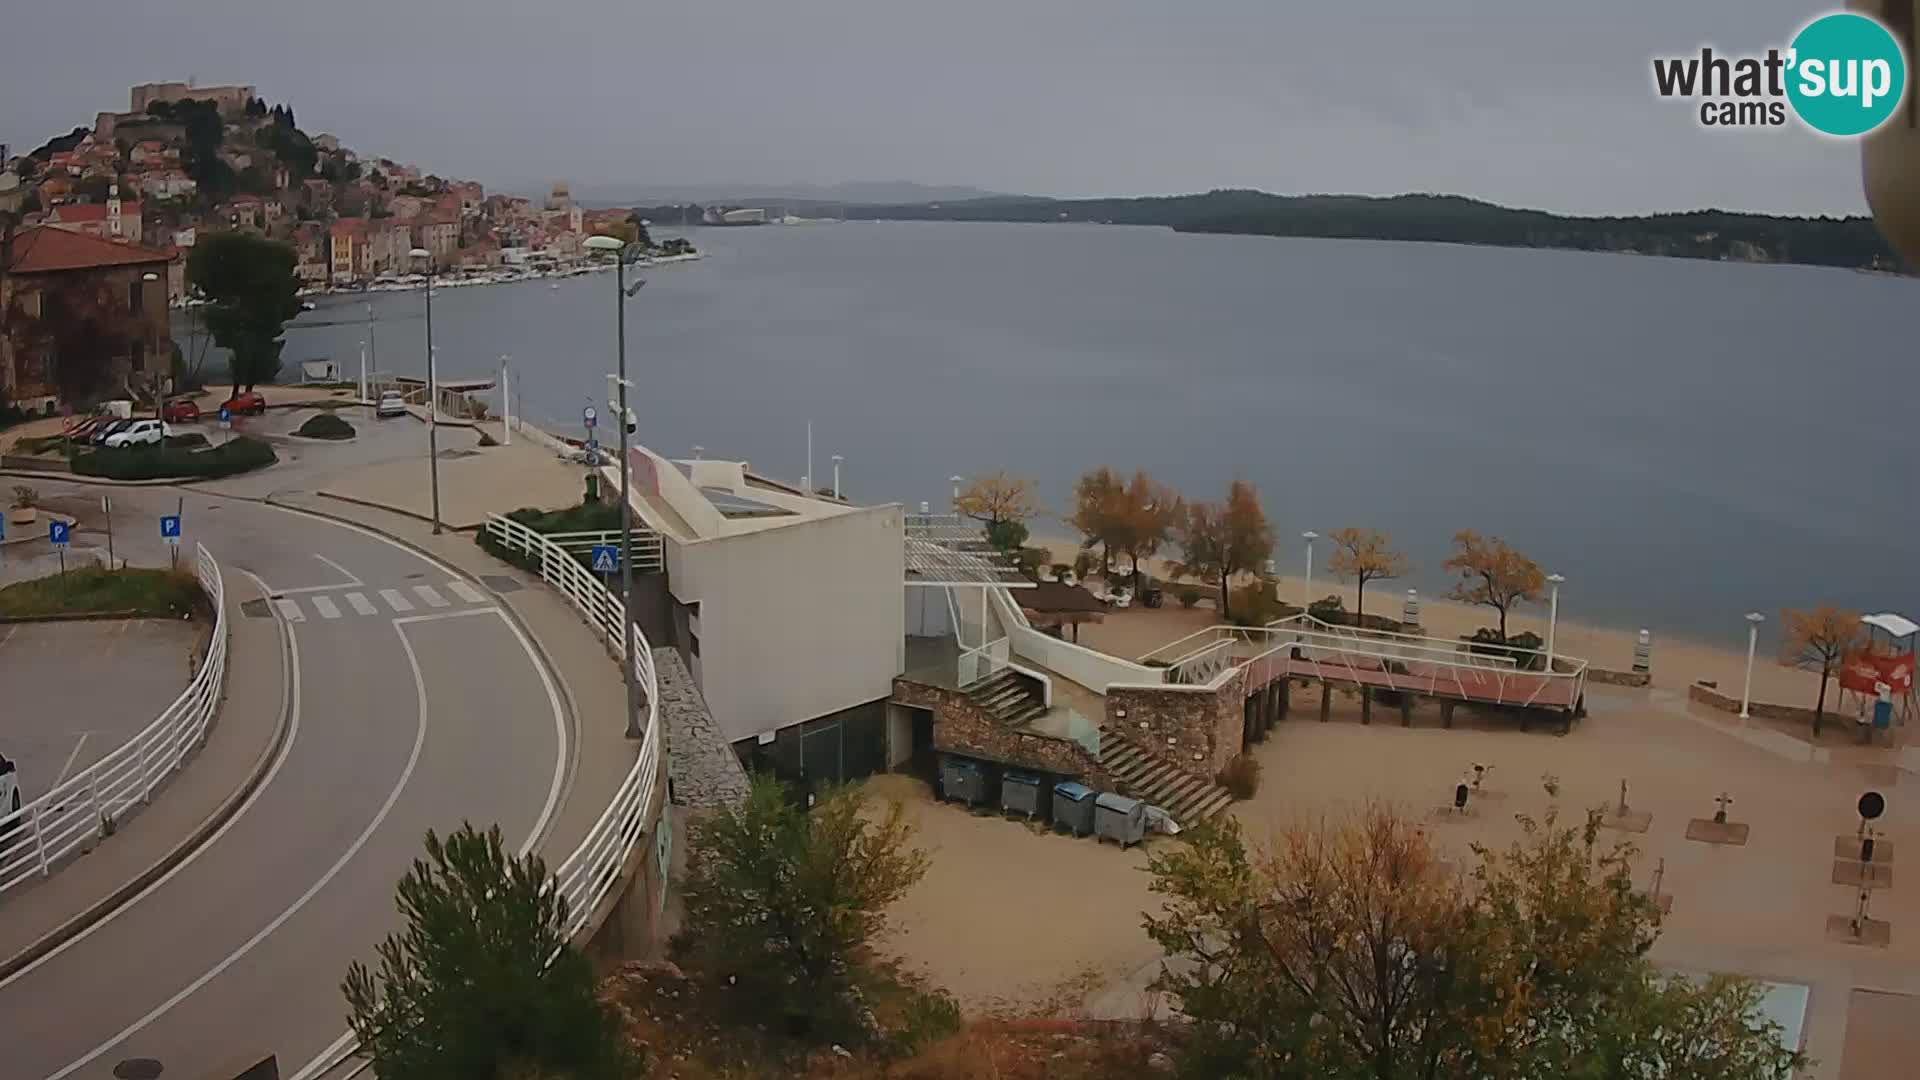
xmin=294 ymin=412 xmax=356 ymax=440
xmin=73 ymin=436 xmax=278 ymax=481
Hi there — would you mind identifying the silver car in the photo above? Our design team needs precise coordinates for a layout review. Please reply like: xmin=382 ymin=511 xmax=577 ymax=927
xmin=376 ymin=391 xmax=407 ymax=418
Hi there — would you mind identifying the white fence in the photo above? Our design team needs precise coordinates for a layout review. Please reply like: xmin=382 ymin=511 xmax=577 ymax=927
xmin=540 ymin=529 xmax=665 ymax=575
xmin=483 ymin=513 xmax=663 ymax=940
xmin=990 ymin=586 xmax=1163 ymax=693
xmin=0 ymin=544 xmax=228 ymax=895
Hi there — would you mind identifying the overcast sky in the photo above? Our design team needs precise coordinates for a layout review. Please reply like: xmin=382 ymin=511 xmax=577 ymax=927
xmin=0 ymin=0 xmax=1876 ymax=215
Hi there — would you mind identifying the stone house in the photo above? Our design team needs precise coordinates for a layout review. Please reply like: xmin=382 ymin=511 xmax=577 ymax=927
xmin=1 ymin=226 xmax=175 ymax=412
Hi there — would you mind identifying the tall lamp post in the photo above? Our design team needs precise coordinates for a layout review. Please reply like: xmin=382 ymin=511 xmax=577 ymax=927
xmin=408 ymin=248 xmax=442 ymax=534
xmin=1740 ymin=611 xmax=1766 ymax=719
xmin=1301 ymin=530 xmax=1320 ymax=611
xmin=1545 ymin=573 xmax=1565 ymax=672
xmin=584 ymin=234 xmax=647 ymax=739
xmin=141 ymin=271 xmax=162 ymax=424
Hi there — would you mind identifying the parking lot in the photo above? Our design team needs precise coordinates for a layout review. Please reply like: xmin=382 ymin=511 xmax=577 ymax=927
xmin=0 ymin=619 xmax=203 ymax=805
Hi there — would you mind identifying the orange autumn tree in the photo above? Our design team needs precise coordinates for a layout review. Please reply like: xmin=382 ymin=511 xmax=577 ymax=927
xmin=1443 ymin=530 xmax=1545 ymax=641
xmin=1067 ymin=466 xmax=1126 ymax=575
xmin=953 ymin=470 xmax=1039 ymax=553
xmin=1326 ymin=527 xmax=1409 ymax=630
xmin=1116 ymin=470 xmax=1183 ymax=590
xmin=1175 ymin=480 xmax=1272 ymax=621
xmin=1779 ymin=606 xmax=1862 ymax=734
xmin=1144 ymin=802 xmax=1806 ymax=1080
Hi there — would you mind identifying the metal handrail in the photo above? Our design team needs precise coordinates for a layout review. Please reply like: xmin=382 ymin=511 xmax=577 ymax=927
xmin=0 ymin=544 xmax=228 ymax=894
xmin=482 ymin=513 xmax=663 ymax=939
xmin=538 ymin=529 xmax=665 ymax=572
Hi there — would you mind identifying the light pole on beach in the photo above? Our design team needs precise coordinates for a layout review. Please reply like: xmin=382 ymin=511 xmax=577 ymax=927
xmin=951 ymin=475 xmax=964 ymax=506
xmin=1740 ymin=611 xmax=1765 ymax=719
xmin=584 ymin=233 xmax=647 ymax=740
xmin=1301 ymin=531 xmax=1319 ymax=611
xmin=1545 ymin=573 xmax=1565 ymax=672
xmin=832 ymin=454 xmax=844 ymax=501
xmin=408 ymin=248 xmax=442 ymax=534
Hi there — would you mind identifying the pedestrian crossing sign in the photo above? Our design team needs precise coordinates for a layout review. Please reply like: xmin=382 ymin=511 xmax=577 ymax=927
xmin=590 ymin=545 xmax=618 ymax=574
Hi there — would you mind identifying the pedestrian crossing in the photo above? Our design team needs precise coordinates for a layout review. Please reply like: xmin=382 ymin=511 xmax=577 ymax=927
xmin=269 ymin=580 xmax=492 ymax=623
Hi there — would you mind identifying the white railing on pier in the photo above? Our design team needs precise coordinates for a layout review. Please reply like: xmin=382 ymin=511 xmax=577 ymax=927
xmin=0 ymin=544 xmax=228 ymax=895
xmin=483 ymin=513 xmax=662 ymax=941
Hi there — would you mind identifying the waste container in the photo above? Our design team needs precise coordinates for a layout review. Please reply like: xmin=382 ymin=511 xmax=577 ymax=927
xmin=1095 ymin=792 xmax=1147 ymax=848
xmin=1053 ymin=781 xmax=1097 ymax=837
xmin=940 ymin=755 xmax=995 ymax=808
xmin=1001 ymin=771 xmax=1050 ymax=820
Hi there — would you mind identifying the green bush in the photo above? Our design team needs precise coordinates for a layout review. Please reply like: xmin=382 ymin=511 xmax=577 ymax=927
xmin=72 ymin=436 xmax=277 ymax=481
xmin=165 ymin=432 xmax=209 ymax=449
xmin=294 ymin=412 xmax=355 ymax=440
xmin=1228 ymin=582 xmax=1285 ymax=627
xmin=1466 ymin=628 xmax=1547 ymax=671
xmin=1216 ymin=753 xmax=1262 ymax=799
xmin=0 ymin=566 xmax=206 ymax=618
xmin=1179 ymin=587 xmax=1201 ymax=608
xmin=1307 ymin=594 xmax=1348 ymax=624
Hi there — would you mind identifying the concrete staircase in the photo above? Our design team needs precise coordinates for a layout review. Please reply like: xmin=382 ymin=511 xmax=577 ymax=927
xmin=1099 ymin=731 xmax=1237 ymax=825
xmin=967 ymin=669 xmax=1049 ymax=728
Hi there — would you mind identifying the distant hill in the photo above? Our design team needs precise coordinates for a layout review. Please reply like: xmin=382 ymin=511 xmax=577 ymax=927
xmin=571 ymin=180 xmax=1009 ymax=207
xmin=833 ymin=190 xmax=1901 ymax=272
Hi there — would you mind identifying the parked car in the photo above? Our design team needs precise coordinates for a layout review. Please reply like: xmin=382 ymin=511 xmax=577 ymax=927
xmin=376 ymin=391 xmax=407 ymax=418
xmin=103 ymin=419 xmax=175 ymax=448
xmin=0 ymin=753 xmax=20 ymax=832
xmin=220 ymin=390 xmax=268 ymax=416
xmin=161 ymin=397 xmax=201 ymax=423
xmin=90 ymin=419 xmax=134 ymax=446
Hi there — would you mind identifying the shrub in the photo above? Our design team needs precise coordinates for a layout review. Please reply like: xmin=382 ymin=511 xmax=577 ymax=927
xmin=0 ymin=565 xmax=205 ymax=618
xmin=1014 ymin=546 xmax=1048 ymax=581
xmin=294 ymin=412 xmax=355 ymax=440
xmin=1466 ymin=628 xmax=1547 ymax=671
xmin=1307 ymin=594 xmax=1348 ymax=624
xmin=1216 ymin=753 xmax=1262 ymax=799
xmin=1050 ymin=562 xmax=1073 ymax=580
xmin=1228 ymin=582 xmax=1284 ymax=627
xmin=10 ymin=485 xmax=38 ymax=509
xmin=165 ymin=432 xmax=210 ymax=449
xmin=1179 ymin=587 xmax=1201 ymax=608
xmin=72 ymin=436 xmax=277 ymax=480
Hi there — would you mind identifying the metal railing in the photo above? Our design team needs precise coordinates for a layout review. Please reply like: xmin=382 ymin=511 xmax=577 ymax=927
xmin=482 ymin=513 xmax=662 ymax=940
xmin=0 ymin=544 xmax=228 ymax=894
xmin=539 ymin=529 xmax=665 ymax=574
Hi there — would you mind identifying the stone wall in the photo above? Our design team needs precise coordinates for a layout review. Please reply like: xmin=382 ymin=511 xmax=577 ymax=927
xmin=1588 ymin=667 xmax=1651 ymax=688
xmin=654 ymin=647 xmax=750 ymax=810
xmin=1105 ymin=669 xmax=1245 ymax=779
xmin=893 ymin=677 xmax=1115 ymax=790
xmin=1688 ymin=681 xmax=1821 ymax=725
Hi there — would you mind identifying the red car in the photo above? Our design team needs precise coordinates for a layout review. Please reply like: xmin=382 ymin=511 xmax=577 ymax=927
xmin=219 ymin=391 xmax=268 ymax=416
xmin=160 ymin=397 xmax=201 ymax=423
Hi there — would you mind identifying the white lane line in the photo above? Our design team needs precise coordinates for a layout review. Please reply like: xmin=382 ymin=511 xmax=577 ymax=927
xmin=274 ymin=598 xmax=305 ymax=622
xmin=54 ymin=733 xmax=91 ymax=787
xmin=345 ymin=592 xmax=378 ymax=616
xmin=446 ymin=579 xmax=487 ymax=605
xmin=379 ymin=588 xmax=413 ymax=613
xmin=310 ymin=595 xmax=341 ymax=620
xmin=0 ymin=624 xmax=18 ymax=650
xmin=296 ymin=604 xmax=568 ymax=1080
xmin=412 ymin=584 xmax=450 ymax=609
xmin=0 ymin=568 xmax=302 ymax=992
xmin=49 ymin=612 xmax=431 ymax=1080
xmin=312 ymin=553 xmax=363 ymax=586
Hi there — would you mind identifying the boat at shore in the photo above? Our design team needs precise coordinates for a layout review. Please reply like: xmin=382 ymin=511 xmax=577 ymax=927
xmin=285 ymin=250 xmax=704 ymax=302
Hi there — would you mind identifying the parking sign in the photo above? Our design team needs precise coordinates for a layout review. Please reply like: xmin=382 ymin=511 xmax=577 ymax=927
xmin=160 ymin=515 xmax=183 ymax=545
xmin=48 ymin=520 xmax=71 ymax=546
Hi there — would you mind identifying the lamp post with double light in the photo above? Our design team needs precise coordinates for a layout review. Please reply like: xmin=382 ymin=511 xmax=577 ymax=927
xmin=408 ymin=248 xmax=442 ymax=533
xmin=584 ymin=233 xmax=647 ymax=739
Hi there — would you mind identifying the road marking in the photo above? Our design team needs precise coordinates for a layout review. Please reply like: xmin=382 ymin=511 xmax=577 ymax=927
xmin=297 ymin=604 xmax=570 ymax=1080
xmin=312 ymin=553 xmax=363 ymax=586
xmin=274 ymin=598 xmax=305 ymax=622
xmin=344 ymin=591 xmax=377 ymax=616
xmin=47 ymin=613 xmax=430 ymax=1080
xmin=310 ymin=595 xmax=341 ymax=620
xmin=0 ymin=568 xmax=302 ymax=993
xmin=446 ymin=579 xmax=487 ymax=604
xmin=0 ymin=625 xmax=16 ymax=650
xmin=379 ymin=588 xmax=413 ymax=612
xmin=412 ymin=584 xmax=450 ymax=608
xmin=54 ymin=733 xmax=91 ymax=787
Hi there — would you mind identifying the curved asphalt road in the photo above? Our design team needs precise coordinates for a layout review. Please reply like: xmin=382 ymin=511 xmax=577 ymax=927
xmin=0 ymin=484 xmax=570 ymax=1079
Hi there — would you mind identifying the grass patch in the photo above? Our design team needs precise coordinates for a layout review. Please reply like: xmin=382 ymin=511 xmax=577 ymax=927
xmin=0 ymin=565 xmax=207 ymax=619
xmin=475 ymin=500 xmax=622 ymax=576
xmin=72 ymin=436 xmax=277 ymax=481
xmin=294 ymin=412 xmax=356 ymax=440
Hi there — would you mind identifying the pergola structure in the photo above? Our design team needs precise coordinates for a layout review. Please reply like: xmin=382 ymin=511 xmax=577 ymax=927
xmin=1016 ymin=580 xmax=1107 ymax=643
xmin=904 ymin=514 xmax=1032 ymax=688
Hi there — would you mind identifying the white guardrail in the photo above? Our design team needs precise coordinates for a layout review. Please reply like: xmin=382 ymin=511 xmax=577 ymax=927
xmin=0 ymin=544 xmax=228 ymax=894
xmin=482 ymin=513 xmax=662 ymax=940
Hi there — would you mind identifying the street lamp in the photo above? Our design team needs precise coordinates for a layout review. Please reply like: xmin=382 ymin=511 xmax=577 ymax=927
xmin=1740 ymin=611 xmax=1766 ymax=719
xmin=951 ymin=475 xmax=964 ymax=505
xmin=584 ymin=233 xmax=647 ymax=740
xmin=831 ymin=454 xmax=844 ymax=500
xmin=1301 ymin=531 xmax=1320 ymax=611
xmin=408 ymin=247 xmax=442 ymax=534
xmin=1545 ymin=573 xmax=1566 ymax=672
xmin=141 ymin=272 xmax=162 ymax=423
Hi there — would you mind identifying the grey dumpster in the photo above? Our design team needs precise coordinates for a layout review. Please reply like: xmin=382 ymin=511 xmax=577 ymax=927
xmin=1095 ymin=792 xmax=1147 ymax=848
xmin=1001 ymin=771 xmax=1050 ymax=820
xmin=1053 ymin=781 xmax=1097 ymax=837
xmin=940 ymin=755 xmax=995 ymax=808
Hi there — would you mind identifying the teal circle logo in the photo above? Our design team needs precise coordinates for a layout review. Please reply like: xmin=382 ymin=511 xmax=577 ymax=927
xmin=1786 ymin=12 xmax=1907 ymax=136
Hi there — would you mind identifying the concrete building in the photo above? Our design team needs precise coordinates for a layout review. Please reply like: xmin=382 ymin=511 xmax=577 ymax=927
xmin=130 ymin=81 xmax=257 ymax=116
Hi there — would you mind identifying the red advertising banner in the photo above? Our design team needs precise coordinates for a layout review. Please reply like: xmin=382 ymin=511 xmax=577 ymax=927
xmin=1839 ymin=649 xmax=1915 ymax=695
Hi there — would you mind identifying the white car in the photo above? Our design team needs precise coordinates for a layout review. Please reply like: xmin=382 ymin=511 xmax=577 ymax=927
xmin=0 ymin=754 xmax=20 ymax=832
xmin=102 ymin=419 xmax=175 ymax=448
xmin=376 ymin=392 xmax=407 ymax=418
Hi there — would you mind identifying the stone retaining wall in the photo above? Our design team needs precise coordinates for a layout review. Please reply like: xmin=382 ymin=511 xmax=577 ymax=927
xmin=1106 ymin=670 xmax=1244 ymax=780
xmin=1588 ymin=667 xmax=1651 ymax=688
xmin=1688 ymin=680 xmax=1821 ymax=725
xmin=893 ymin=677 xmax=1115 ymax=789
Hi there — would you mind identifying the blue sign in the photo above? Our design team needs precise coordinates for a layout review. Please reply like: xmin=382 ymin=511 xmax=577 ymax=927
xmin=48 ymin=520 xmax=71 ymax=546
xmin=218 ymin=406 xmax=232 ymax=427
xmin=590 ymin=544 xmax=619 ymax=574
xmin=160 ymin=515 xmax=183 ymax=543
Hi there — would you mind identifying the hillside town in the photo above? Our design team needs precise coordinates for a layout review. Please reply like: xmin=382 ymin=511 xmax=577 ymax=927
xmin=0 ymin=79 xmax=691 ymax=416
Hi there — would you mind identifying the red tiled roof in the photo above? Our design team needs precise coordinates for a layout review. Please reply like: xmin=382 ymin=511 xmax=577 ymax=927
xmin=3 ymin=226 xmax=172 ymax=274
xmin=47 ymin=200 xmax=143 ymax=224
